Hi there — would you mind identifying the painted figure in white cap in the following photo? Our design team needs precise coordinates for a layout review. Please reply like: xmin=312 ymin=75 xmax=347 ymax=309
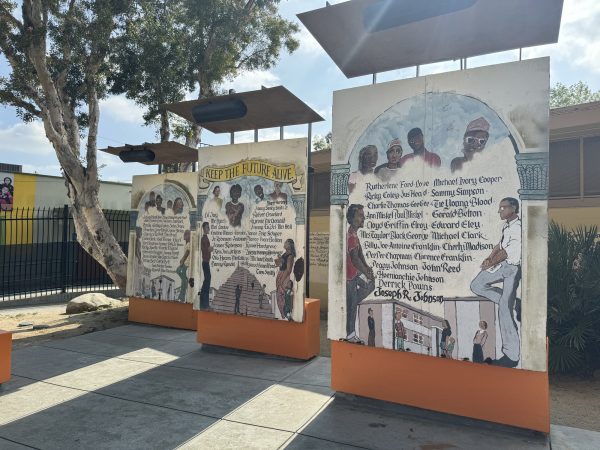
xmin=374 ymin=138 xmax=403 ymax=181
xmin=451 ymin=117 xmax=490 ymax=173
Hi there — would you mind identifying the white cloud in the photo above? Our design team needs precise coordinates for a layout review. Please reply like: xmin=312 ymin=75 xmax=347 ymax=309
xmin=0 ymin=121 xmax=55 ymax=156
xmin=296 ymin=25 xmax=325 ymax=57
xmin=99 ymin=95 xmax=146 ymax=125
xmin=225 ymin=70 xmax=280 ymax=93
xmin=524 ymin=0 xmax=600 ymax=75
xmin=233 ymin=128 xmax=305 ymax=144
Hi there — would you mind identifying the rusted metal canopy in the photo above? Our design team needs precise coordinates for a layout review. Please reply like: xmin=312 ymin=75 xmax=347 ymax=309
xmin=99 ymin=141 xmax=198 ymax=165
xmin=298 ymin=0 xmax=563 ymax=78
xmin=162 ymin=86 xmax=324 ymax=133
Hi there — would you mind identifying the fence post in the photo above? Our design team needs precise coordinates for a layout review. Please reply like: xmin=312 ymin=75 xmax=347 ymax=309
xmin=60 ymin=204 xmax=69 ymax=293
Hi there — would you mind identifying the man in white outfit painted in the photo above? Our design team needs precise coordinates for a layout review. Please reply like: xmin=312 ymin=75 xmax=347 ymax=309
xmin=470 ymin=197 xmax=521 ymax=368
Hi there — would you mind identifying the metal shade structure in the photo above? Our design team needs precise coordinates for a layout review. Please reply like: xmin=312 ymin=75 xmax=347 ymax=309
xmin=298 ymin=0 xmax=564 ymax=78
xmin=162 ymin=86 xmax=324 ymax=133
xmin=99 ymin=141 xmax=198 ymax=165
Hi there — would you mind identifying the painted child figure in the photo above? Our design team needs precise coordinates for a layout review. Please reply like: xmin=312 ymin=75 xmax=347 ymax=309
xmin=283 ymin=280 xmax=294 ymax=321
xmin=446 ymin=337 xmax=456 ymax=359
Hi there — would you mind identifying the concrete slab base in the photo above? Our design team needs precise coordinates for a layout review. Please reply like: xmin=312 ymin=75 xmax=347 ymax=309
xmin=0 ymin=324 xmax=597 ymax=449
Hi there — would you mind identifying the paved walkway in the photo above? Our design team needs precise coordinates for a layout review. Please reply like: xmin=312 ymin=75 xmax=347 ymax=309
xmin=0 ymin=324 xmax=598 ymax=449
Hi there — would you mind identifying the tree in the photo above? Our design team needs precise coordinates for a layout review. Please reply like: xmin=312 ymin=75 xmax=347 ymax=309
xmin=0 ymin=0 xmax=132 ymax=288
xmin=313 ymin=131 xmax=332 ymax=152
xmin=110 ymin=0 xmax=300 ymax=172
xmin=550 ymin=81 xmax=600 ymax=108
xmin=0 ymin=0 xmax=298 ymax=289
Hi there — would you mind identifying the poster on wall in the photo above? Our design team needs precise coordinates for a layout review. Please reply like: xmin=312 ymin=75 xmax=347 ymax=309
xmin=194 ymin=138 xmax=307 ymax=323
xmin=126 ymin=172 xmax=198 ymax=304
xmin=0 ymin=173 xmax=14 ymax=211
xmin=328 ymin=58 xmax=549 ymax=371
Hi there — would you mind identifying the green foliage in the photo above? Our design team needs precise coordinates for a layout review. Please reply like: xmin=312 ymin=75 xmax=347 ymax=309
xmin=109 ymin=0 xmax=299 ymax=141
xmin=313 ymin=131 xmax=332 ymax=152
xmin=548 ymin=222 xmax=600 ymax=376
xmin=550 ymin=81 xmax=600 ymax=108
xmin=0 ymin=0 xmax=131 ymax=127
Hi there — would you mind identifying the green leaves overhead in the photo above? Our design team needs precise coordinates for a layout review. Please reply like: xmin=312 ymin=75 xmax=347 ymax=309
xmin=109 ymin=0 xmax=300 ymax=142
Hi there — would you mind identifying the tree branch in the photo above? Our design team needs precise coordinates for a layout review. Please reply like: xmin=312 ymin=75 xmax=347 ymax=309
xmin=0 ymin=4 xmax=24 ymax=32
xmin=0 ymin=89 xmax=42 ymax=117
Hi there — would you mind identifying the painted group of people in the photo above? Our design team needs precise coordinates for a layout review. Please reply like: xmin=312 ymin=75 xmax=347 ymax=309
xmin=210 ymin=181 xmax=288 ymax=227
xmin=144 ymin=191 xmax=185 ymax=216
xmin=350 ymin=117 xmax=491 ymax=187
xmin=0 ymin=176 xmax=14 ymax=211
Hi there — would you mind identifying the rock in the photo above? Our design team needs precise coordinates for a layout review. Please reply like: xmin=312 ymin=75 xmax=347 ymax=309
xmin=32 ymin=324 xmax=50 ymax=330
xmin=18 ymin=322 xmax=33 ymax=327
xmin=66 ymin=293 xmax=121 ymax=315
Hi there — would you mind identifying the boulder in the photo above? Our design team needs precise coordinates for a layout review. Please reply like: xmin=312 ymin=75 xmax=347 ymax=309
xmin=66 ymin=293 xmax=121 ymax=315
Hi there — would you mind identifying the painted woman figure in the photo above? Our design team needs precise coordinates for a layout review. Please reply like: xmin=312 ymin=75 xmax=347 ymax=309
xmin=283 ymin=279 xmax=294 ymax=320
xmin=274 ymin=238 xmax=295 ymax=319
xmin=440 ymin=319 xmax=452 ymax=357
xmin=173 ymin=197 xmax=184 ymax=215
xmin=472 ymin=320 xmax=488 ymax=363
xmin=225 ymin=184 xmax=244 ymax=227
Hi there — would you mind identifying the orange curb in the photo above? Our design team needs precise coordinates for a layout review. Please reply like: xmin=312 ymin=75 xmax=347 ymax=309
xmin=128 ymin=297 xmax=197 ymax=330
xmin=0 ymin=330 xmax=12 ymax=384
xmin=331 ymin=340 xmax=549 ymax=432
xmin=197 ymin=298 xmax=320 ymax=360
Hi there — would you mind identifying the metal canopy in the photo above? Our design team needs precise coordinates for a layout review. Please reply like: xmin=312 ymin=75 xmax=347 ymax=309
xmin=99 ymin=141 xmax=197 ymax=165
xmin=298 ymin=0 xmax=564 ymax=78
xmin=162 ymin=86 xmax=324 ymax=133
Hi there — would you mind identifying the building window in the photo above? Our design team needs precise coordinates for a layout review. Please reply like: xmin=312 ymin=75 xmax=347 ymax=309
xmin=310 ymin=172 xmax=331 ymax=210
xmin=549 ymin=136 xmax=600 ymax=199
xmin=413 ymin=313 xmax=423 ymax=325
xmin=412 ymin=333 xmax=424 ymax=344
xmin=583 ymin=136 xmax=600 ymax=196
xmin=549 ymin=139 xmax=580 ymax=198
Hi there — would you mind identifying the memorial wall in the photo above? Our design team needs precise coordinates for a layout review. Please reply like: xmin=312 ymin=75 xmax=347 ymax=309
xmin=194 ymin=139 xmax=308 ymax=323
xmin=126 ymin=172 xmax=198 ymax=304
xmin=328 ymin=59 xmax=549 ymax=371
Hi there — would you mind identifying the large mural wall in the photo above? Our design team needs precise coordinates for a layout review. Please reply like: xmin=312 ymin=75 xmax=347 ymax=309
xmin=328 ymin=59 xmax=549 ymax=371
xmin=194 ymin=139 xmax=308 ymax=322
xmin=126 ymin=172 xmax=198 ymax=304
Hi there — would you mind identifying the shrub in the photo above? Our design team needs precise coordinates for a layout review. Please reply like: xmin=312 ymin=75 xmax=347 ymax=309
xmin=547 ymin=222 xmax=600 ymax=376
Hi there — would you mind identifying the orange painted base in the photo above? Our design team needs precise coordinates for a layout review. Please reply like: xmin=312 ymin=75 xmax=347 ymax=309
xmin=197 ymin=298 xmax=320 ymax=360
xmin=128 ymin=297 xmax=197 ymax=330
xmin=332 ymin=341 xmax=550 ymax=433
xmin=0 ymin=330 xmax=12 ymax=384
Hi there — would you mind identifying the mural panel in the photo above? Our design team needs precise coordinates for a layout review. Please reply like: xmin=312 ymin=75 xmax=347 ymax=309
xmin=0 ymin=173 xmax=14 ymax=211
xmin=126 ymin=173 xmax=198 ymax=304
xmin=194 ymin=139 xmax=307 ymax=322
xmin=329 ymin=59 xmax=549 ymax=371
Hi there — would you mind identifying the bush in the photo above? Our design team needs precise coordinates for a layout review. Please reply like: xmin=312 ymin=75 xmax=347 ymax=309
xmin=548 ymin=222 xmax=600 ymax=376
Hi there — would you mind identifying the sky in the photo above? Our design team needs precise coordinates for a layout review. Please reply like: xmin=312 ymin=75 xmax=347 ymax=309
xmin=1 ymin=0 xmax=600 ymax=183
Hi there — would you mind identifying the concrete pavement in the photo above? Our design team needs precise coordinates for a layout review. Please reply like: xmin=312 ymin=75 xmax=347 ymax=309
xmin=0 ymin=324 xmax=598 ymax=449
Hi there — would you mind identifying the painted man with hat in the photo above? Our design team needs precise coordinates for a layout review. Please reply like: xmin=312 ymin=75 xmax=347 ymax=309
xmin=451 ymin=117 xmax=490 ymax=173
xmin=374 ymin=138 xmax=403 ymax=181
xmin=401 ymin=128 xmax=441 ymax=168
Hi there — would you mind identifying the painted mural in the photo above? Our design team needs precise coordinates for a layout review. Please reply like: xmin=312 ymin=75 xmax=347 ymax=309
xmin=126 ymin=173 xmax=198 ymax=304
xmin=0 ymin=173 xmax=14 ymax=211
xmin=194 ymin=139 xmax=307 ymax=323
xmin=329 ymin=59 xmax=549 ymax=371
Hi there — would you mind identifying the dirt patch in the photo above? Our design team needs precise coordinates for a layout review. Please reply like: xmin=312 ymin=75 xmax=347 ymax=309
xmin=0 ymin=300 xmax=129 ymax=350
xmin=551 ymin=374 xmax=600 ymax=432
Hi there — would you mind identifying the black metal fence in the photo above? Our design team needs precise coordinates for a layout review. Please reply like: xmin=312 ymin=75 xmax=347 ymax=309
xmin=1 ymin=206 xmax=129 ymax=304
